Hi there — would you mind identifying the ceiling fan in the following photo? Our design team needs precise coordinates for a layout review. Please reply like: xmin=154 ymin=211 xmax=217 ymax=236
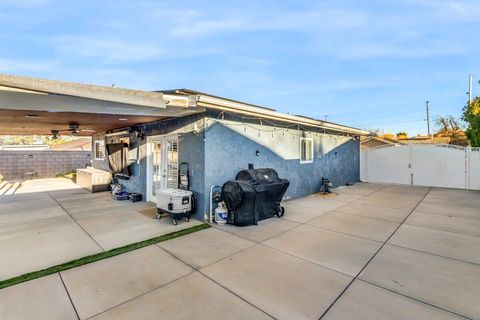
xmin=51 ymin=123 xmax=95 ymax=139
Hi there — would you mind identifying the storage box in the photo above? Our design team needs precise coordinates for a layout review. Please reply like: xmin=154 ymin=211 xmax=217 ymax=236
xmin=76 ymin=168 xmax=112 ymax=192
xmin=156 ymin=188 xmax=192 ymax=214
xmin=129 ymin=193 xmax=142 ymax=202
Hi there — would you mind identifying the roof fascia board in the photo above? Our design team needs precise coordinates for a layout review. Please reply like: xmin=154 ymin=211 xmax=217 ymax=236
xmin=0 ymin=74 xmax=167 ymax=108
xmin=196 ymin=95 xmax=370 ymax=135
xmin=0 ymin=89 xmax=201 ymax=117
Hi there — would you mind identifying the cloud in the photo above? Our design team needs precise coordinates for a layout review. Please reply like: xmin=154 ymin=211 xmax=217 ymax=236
xmin=167 ymin=7 xmax=371 ymax=38
xmin=0 ymin=0 xmax=53 ymax=7
xmin=51 ymin=36 xmax=164 ymax=62
xmin=0 ymin=58 xmax=56 ymax=72
xmin=170 ymin=18 xmax=247 ymax=37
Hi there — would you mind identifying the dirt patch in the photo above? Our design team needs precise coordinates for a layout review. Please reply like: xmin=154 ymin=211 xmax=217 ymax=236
xmin=312 ymin=192 xmax=339 ymax=199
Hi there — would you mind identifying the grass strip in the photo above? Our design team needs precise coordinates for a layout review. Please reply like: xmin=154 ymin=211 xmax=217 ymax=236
xmin=0 ymin=223 xmax=210 ymax=290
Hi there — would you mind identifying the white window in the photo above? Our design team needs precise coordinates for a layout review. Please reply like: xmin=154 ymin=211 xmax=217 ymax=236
xmin=300 ymin=137 xmax=314 ymax=163
xmin=94 ymin=140 xmax=105 ymax=160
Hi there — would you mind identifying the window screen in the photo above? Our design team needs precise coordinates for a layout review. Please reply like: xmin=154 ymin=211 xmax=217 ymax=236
xmin=300 ymin=138 xmax=314 ymax=163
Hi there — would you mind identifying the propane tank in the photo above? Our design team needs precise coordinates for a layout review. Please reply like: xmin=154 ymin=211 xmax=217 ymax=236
xmin=215 ymin=202 xmax=228 ymax=225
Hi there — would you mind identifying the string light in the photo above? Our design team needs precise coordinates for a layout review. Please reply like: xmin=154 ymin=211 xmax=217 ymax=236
xmin=193 ymin=110 xmax=360 ymax=140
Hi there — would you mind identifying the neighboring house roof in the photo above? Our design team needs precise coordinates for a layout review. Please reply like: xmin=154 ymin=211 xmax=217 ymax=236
xmin=361 ymin=137 xmax=401 ymax=148
xmin=50 ymin=137 xmax=92 ymax=151
xmin=398 ymin=137 xmax=453 ymax=144
xmin=0 ymin=74 xmax=370 ymax=136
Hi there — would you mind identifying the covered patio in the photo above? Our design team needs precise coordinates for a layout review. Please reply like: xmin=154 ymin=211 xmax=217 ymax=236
xmin=0 ymin=74 xmax=207 ymax=281
xmin=0 ymin=178 xmax=202 ymax=281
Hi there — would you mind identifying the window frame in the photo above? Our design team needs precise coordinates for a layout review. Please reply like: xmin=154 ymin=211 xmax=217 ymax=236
xmin=94 ymin=140 xmax=106 ymax=160
xmin=299 ymin=137 xmax=314 ymax=164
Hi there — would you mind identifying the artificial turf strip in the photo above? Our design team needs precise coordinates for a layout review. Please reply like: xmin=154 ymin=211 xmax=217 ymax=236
xmin=0 ymin=223 xmax=210 ymax=290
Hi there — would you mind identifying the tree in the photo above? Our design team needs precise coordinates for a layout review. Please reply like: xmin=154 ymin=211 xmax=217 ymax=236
xmin=434 ymin=116 xmax=468 ymax=146
xmin=435 ymin=115 xmax=461 ymax=133
xmin=396 ymin=132 xmax=407 ymax=139
xmin=463 ymin=97 xmax=480 ymax=147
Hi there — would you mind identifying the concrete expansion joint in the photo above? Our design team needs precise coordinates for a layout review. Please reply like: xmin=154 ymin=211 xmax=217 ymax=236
xmin=317 ymin=187 xmax=433 ymax=319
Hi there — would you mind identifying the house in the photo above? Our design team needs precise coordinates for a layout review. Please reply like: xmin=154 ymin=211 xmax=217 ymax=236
xmin=51 ymin=137 xmax=92 ymax=151
xmin=0 ymin=74 xmax=370 ymax=220
xmin=361 ymin=136 xmax=400 ymax=148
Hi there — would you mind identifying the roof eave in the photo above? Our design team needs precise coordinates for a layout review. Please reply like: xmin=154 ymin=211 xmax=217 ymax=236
xmin=172 ymin=90 xmax=370 ymax=136
xmin=0 ymin=74 xmax=167 ymax=108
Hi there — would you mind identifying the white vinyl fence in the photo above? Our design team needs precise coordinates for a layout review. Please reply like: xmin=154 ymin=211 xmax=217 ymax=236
xmin=361 ymin=144 xmax=480 ymax=190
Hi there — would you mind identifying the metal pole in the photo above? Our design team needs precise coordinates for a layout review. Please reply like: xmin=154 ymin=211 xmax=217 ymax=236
xmin=469 ymin=74 xmax=473 ymax=103
xmin=426 ymin=100 xmax=431 ymax=139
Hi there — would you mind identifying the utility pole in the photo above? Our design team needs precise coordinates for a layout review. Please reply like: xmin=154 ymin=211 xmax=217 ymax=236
xmin=468 ymin=74 xmax=473 ymax=103
xmin=426 ymin=100 xmax=431 ymax=139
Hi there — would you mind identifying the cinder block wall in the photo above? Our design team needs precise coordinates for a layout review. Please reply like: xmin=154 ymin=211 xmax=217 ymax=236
xmin=0 ymin=150 xmax=91 ymax=180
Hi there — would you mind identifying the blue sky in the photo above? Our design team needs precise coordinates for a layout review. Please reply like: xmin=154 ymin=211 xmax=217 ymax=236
xmin=1 ymin=0 xmax=479 ymax=135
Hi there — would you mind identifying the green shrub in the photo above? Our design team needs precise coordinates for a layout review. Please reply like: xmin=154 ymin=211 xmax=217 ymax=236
xmin=56 ymin=170 xmax=77 ymax=182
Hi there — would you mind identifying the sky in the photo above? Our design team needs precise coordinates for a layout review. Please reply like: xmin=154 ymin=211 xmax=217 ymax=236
xmin=0 ymin=0 xmax=479 ymax=135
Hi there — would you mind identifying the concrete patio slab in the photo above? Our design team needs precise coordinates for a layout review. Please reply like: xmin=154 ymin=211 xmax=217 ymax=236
xmin=333 ymin=184 xmax=381 ymax=195
xmin=0 ymin=274 xmax=77 ymax=320
xmin=0 ymin=203 xmax=66 ymax=226
xmin=0 ymin=192 xmax=59 ymax=215
xmin=202 ymin=245 xmax=352 ymax=320
xmin=0 ymin=215 xmax=101 ymax=281
xmin=54 ymin=194 xmax=151 ymax=215
xmin=13 ymin=177 xmax=82 ymax=194
xmin=364 ymin=190 xmax=426 ymax=201
xmin=281 ymin=202 xmax=332 ymax=223
xmin=158 ymin=228 xmax=255 ymax=269
xmin=286 ymin=196 xmax=348 ymax=211
xmin=323 ymin=280 xmax=466 ymax=320
xmin=388 ymin=224 xmax=480 ymax=264
xmin=91 ymin=272 xmax=274 ymax=320
xmin=327 ymin=192 xmax=364 ymax=203
xmin=426 ymin=188 xmax=480 ymax=206
xmin=263 ymin=224 xmax=381 ymax=276
xmin=71 ymin=205 xmax=202 ymax=250
xmin=415 ymin=201 xmax=480 ymax=220
xmin=308 ymin=211 xmax=399 ymax=242
xmin=61 ymin=245 xmax=193 ymax=319
xmin=354 ymin=196 xmax=419 ymax=210
xmin=48 ymin=188 xmax=108 ymax=202
xmin=215 ymin=217 xmax=298 ymax=243
xmin=335 ymin=201 xmax=411 ymax=223
xmin=1 ymin=182 xmax=479 ymax=319
xmin=359 ymin=245 xmax=480 ymax=319
xmin=0 ymin=178 xmax=204 ymax=280
xmin=378 ymin=185 xmax=431 ymax=195
xmin=405 ymin=210 xmax=480 ymax=237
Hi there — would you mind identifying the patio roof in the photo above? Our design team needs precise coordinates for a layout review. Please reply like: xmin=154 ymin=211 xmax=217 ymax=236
xmin=0 ymin=74 xmax=203 ymax=136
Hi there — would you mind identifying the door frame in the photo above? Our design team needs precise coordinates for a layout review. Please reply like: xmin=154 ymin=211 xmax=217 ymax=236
xmin=146 ymin=133 xmax=179 ymax=202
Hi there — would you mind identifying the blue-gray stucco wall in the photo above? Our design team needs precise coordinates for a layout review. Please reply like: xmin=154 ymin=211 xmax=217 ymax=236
xmin=178 ymin=132 xmax=205 ymax=220
xmin=93 ymin=114 xmax=360 ymax=221
xmin=203 ymin=123 xmax=360 ymax=213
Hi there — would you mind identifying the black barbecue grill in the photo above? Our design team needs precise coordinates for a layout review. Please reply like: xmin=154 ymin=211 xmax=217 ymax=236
xmin=222 ymin=168 xmax=290 ymax=226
